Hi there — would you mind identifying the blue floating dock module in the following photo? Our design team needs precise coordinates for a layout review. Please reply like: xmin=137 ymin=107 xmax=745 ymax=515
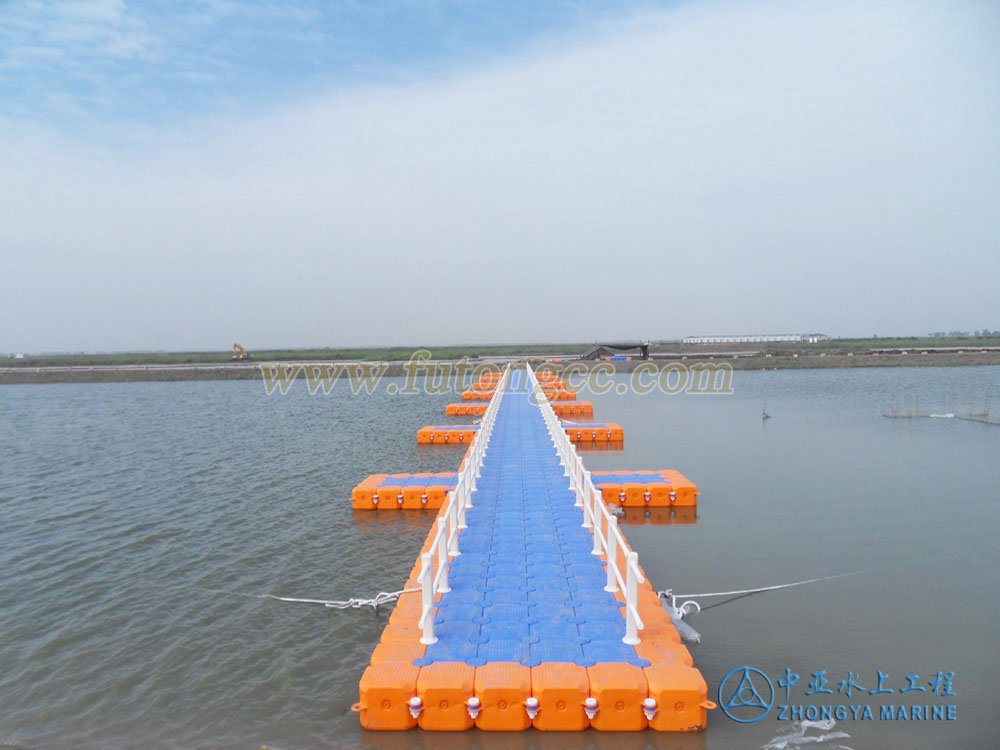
xmin=356 ymin=367 xmax=712 ymax=732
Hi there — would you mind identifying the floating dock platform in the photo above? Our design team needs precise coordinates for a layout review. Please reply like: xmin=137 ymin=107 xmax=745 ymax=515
xmin=416 ymin=425 xmax=479 ymax=444
xmin=418 ymin=422 xmax=622 ymax=445
xmin=446 ymin=401 xmax=594 ymax=418
xmin=352 ymin=473 xmax=456 ymax=510
xmin=353 ymin=469 xmax=696 ymax=511
xmin=352 ymin=366 xmax=712 ymax=731
xmin=461 ymin=386 xmax=578 ymax=401
xmin=592 ymin=470 xmax=698 ymax=507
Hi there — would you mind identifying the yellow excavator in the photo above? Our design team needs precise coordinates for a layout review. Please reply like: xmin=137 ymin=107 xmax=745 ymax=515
xmin=232 ymin=342 xmax=252 ymax=361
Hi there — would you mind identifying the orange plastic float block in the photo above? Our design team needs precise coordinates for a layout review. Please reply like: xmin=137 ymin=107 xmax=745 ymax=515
xmin=592 ymin=470 xmax=698 ymax=507
xmin=643 ymin=662 xmax=713 ymax=732
xmin=351 ymin=473 xmax=388 ymax=509
xmin=417 ymin=426 xmax=479 ymax=445
xmin=387 ymin=473 xmax=434 ymax=510
xmin=551 ymin=401 xmax=594 ymax=418
xmin=587 ymin=663 xmax=649 ymax=731
xmin=379 ymin=620 xmax=423 ymax=643
xmin=657 ymin=471 xmax=697 ymax=506
xmin=351 ymin=473 xmax=454 ymax=510
xmin=563 ymin=423 xmax=624 ymax=443
xmin=530 ymin=663 xmax=590 ymax=731
xmin=472 ymin=382 xmax=497 ymax=392
xmin=387 ymin=592 xmax=422 ymax=624
xmin=474 ymin=663 xmax=532 ymax=731
xmin=408 ymin=486 xmax=451 ymax=510
xmin=356 ymin=662 xmax=420 ymax=730
xmin=445 ymin=402 xmax=487 ymax=416
xmin=542 ymin=388 xmax=577 ymax=401
xmin=369 ymin=640 xmax=425 ymax=665
xmin=461 ymin=390 xmax=494 ymax=401
xmin=633 ymin=601 xmax=684 ymax=649
xmin=635 ymin=638 xmax=695 ymax=668
xmin=416 ymin=662 xmax=476 ymax=731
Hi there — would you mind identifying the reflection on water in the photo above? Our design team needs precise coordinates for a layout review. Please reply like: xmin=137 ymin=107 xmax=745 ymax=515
xmin=0 ymin=367 xmax=998 ymax=749
xmin=361 ymin=726 xmax=708 ymax=750
xmin=575 ymin=441 xmax=624 ymax=452
xmin=618 ymin=507 xmax=698 ymax=526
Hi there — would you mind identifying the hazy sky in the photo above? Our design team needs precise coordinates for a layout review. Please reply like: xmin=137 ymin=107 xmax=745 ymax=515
xmin=2 ymin=0 xmax=998 ymax=352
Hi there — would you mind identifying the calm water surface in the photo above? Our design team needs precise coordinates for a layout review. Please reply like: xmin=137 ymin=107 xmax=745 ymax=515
xmin=1 ymin=366 xmax=998 ymax=750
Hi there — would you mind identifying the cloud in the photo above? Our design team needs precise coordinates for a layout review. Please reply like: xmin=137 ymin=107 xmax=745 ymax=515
xmin=1 ymin=0 xmax=155 ymax=62
xmin=1 ymin=0 xmax=999 ymax=351
xmin=0 ymin=0 xmax=623 ymax=127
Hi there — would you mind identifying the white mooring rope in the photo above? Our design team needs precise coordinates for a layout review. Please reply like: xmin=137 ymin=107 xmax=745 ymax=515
xmin=194 ymin=587 xmax=420 ymax=610
xmin=657 ymin=571 xmax=863 ymax=644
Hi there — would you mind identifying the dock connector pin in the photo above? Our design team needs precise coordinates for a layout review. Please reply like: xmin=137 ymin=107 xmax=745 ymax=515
xmin=525 ymin=696 xmax=539 ymax=721
xmin=466 ymin=696 xmax=481 ymax=720
xmin=407 ymin=696 xmax=423 ymax=719
xmin=642 ymin=697 xmax=658 ymax=721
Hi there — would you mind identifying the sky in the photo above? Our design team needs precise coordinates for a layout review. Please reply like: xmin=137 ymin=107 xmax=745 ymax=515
xmin=1 ymin=0 xmax=998 ymax=353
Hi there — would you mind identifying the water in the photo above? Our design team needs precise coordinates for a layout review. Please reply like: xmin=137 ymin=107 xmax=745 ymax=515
xmin=0 ymin=367 xmax=998 ymax=749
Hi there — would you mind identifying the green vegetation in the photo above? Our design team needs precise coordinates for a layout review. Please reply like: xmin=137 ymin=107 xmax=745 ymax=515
xmin=662 ymin=336 xmax=1000 ymax=353
xmin=0 ymin=343 xmax=594 ymax=368
xmin=4 ymin=336 xmax=999 ymax=384
xmin=785 ymin=336 xmax=1000 ymax=350
xmin=3 ymin=337 xmax=999 ymax=369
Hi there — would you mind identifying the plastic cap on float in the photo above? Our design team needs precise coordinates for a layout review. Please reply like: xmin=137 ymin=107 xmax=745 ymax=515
xmin=525 ymin=696 xmax=540 ymax=720
xmin=642 ymin=697 xmax=658 ymax=720
xmin=407 ymin=696 xmax=423 ymax=719
xmin=466 ymin=696 xmax=481 ymax=719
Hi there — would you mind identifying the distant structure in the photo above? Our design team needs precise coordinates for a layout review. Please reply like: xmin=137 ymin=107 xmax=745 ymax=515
xmin=580 ymin=341 xmax=650 ymax=360
xmin=682 ymin=333 xmax=830 ymax=345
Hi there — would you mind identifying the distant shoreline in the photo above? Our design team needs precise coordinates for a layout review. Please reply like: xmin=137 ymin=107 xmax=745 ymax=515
xmin=3 ymin=349 xmax=999 ymax=385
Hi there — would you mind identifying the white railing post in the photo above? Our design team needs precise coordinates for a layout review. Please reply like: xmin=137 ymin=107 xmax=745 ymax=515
xmin=562 ymin=420 xmax=571 ymax=475
xmin=419 ymin=552 xmax=437 ymax=644
xmin=605 ymin=516 xmax=619 ymax=592
xmin=592 ymin=504 xmax=603 ymax=555
xmin=437 ymin=524 xmax=451 ymax=592
xmin=448 ymin=493 xmax=460 ymax=556
xmin=456 ymin=476 xmax=468 ymax=529
xmin=624 ymin=551 xmax=641 ymax=644
xmin=591 ymin=480 xmax=600 ymax=531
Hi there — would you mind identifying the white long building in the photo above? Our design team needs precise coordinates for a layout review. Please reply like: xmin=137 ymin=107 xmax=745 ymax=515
xmin=682 ymin=333 xmax=830 ymax=345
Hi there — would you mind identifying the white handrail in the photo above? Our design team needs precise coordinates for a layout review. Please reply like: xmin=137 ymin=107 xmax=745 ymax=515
xmin=525 ymin=364 xmax=645 ymax=645
xmin=418 ymin=364 xmax=510 ymax=644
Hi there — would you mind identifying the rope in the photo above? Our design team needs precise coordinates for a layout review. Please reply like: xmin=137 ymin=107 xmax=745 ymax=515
xmin=193 ymin=587 xmax=420 ymax=610
xmin=659 ymin=570 xmax=862 ymax=617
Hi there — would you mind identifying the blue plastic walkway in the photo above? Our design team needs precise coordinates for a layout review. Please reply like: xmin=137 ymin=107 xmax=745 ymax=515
xmin=416 ymin=370 xmax=649 ymax=668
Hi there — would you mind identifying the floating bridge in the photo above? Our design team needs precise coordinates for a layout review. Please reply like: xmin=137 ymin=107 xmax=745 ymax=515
xmin=352 ymin=365 xmax=712 ymax=731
